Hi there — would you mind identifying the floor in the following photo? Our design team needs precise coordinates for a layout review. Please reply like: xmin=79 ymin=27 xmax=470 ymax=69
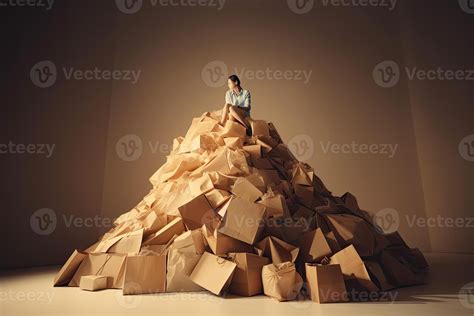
xmin=1 ymin=253 xmax=474 ymax=316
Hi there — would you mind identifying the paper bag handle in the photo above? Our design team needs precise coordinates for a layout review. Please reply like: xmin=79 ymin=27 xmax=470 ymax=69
xmin=95 ymin=254 xmax=112 ymax=276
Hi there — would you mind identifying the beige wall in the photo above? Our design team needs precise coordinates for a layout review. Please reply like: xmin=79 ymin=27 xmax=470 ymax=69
xmin=2 ymin=0 xmax=472 ymax=269
xmin=399 ymin=1 xmax=474 ymax=253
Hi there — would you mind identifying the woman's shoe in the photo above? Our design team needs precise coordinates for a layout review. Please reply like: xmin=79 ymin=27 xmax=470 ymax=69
xmin=246 ymin=126 xmax=252 ymax=136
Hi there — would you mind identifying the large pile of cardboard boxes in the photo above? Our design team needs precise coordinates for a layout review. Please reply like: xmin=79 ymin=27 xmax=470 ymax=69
xmin=53 ymin=109 xmax=429 ymax=302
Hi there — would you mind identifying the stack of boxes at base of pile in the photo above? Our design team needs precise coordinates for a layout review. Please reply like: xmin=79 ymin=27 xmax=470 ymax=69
xmin=53 ymin=109 xmax=429 ymax=302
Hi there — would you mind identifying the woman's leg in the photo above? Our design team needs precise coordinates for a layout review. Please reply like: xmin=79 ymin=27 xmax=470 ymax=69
xmin=220 ymin=103 xmax=231 ymax=125
xmin=229 ymin=106 xmax=249 ymax=127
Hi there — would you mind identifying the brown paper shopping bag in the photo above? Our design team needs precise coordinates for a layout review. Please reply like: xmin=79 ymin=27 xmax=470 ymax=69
xmin=228 ymin=253 xmax=269 ymax=296
xmin=53 ymin=249 xmax=88 ymax=286
xmin=166 ymin=230 xmax=206 ymax=292
xmin=305 ymin=263 xmax=348 ymax=303
xmin=123 ymin=252 xmax=167 ymax=295
xmin=189 ymin=252 xmax=237 ymax=295
xmin=218 ymin=196 xmax=266 ymax=245
xmin=261 ymin=262 xmax=303 ymax=301
xmin=69 ymin=253 xmax=127 ymax=289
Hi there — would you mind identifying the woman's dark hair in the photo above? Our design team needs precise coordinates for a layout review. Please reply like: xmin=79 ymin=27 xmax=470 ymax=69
xmin=228 ymin=74 xmax=241 ymax=86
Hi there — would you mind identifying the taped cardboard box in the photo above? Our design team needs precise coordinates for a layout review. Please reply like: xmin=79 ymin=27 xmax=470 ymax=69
xmin=228 ymin=252 xmax=269 ymax=297
xmin=305 ymin=263 xmax=348 ymax=303
xmin=261 ymin=262 xmax=303 ymax=301
xmin=189 ymin=252 xmax=237 ymax=296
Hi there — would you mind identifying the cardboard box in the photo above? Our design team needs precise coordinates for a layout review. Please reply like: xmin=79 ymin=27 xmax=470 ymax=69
xmin=202 ymin=220 xmax=254 ymax=255
xmin=79 ymin=275 xmax=108 ymax=291
xmin=218 ymin=196 xmax=266 ymax=245
xmin=228 ymin=253 xmax=269 ymax=296
xmin=178 ymin=194 xmax=217 ymax=230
